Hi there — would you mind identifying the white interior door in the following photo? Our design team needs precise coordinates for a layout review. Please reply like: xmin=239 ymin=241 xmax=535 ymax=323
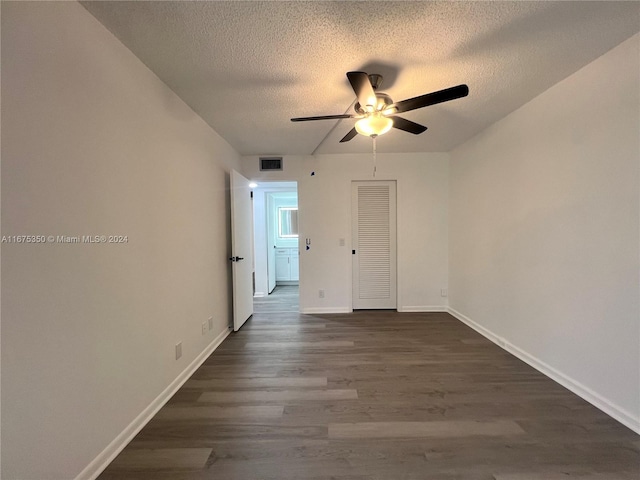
xmin=230 ymin=169 xmax=254 ymax=331
xmin=352 ymin=181 xmax=397 ymax=310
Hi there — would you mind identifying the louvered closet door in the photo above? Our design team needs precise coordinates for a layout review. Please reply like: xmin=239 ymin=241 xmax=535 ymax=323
xmin=352 ymin=181 xmax=397 ymax=310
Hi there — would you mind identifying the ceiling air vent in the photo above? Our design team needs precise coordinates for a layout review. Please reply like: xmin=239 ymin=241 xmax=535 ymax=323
xmin=259 ymin=157 xmax=283 ymax=171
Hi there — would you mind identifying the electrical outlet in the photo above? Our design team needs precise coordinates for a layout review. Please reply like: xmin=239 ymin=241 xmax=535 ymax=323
xmin=319 ymin=289 xmax=325 ymax=298
xmin=208 ymin=316 xmax=213 ymax=330
xmin=175 ymin=342 xmax=182 ymax=360
xmin=202 ymin=322 xmax=207 ymax=335
xmin=441 ymin=288 xmax=448 ymax=297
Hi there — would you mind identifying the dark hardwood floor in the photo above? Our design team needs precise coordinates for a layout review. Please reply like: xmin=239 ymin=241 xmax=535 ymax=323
xmin=99 ymin=287 xmax=639 ymax=479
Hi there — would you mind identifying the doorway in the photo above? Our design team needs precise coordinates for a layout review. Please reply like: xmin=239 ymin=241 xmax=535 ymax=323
xmin=251 ymin=182 xmax=299 ymax=308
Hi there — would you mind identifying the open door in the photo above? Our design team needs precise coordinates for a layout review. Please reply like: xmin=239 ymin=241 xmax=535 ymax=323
xmin=230 ymin=170 xmax=254 ymax=331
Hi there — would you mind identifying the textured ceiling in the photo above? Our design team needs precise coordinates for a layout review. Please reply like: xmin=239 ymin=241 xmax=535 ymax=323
xmin=81 ymin=1 xmax=639 ymax=156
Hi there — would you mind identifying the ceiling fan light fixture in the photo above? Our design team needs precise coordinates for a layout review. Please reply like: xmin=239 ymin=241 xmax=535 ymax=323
xmin=355 ymin=114 xmax=393 ymax=137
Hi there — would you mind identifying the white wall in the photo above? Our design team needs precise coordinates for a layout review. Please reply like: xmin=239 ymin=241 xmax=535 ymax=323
xmin=242 ymin=152 xmax=450 ymax=313
xmin=1 ymin=2 xmax=241 ymax=478
xmin=449 ymin=34 xmax=640 ymax=432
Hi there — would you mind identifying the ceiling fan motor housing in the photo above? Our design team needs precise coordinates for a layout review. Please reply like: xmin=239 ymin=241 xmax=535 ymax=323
xmin=355 ymin=92 xmax=393 ymax=115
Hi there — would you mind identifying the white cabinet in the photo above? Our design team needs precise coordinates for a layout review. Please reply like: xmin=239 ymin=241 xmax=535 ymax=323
xmin=290 ymin=252 xmax=299 ymax=281
xmin=275 ymin=250 xmax=290 ymax=281
xmin=275 ymin=248 xmax=299 ymax=283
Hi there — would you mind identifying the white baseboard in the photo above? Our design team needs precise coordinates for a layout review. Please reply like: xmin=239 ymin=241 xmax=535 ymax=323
xmin=301 ymin=307 xmax=351 ymax=314
xmin=447 ymin=307 xmax=640 ymax=434
xmin=398 ymin=306 xmax=448 ymax=313
xmin=75 ymin=327 xmax=231 ymax=480
xmin=302 ymin=307 xmax=449 ymax=314
xmin=253 ymin=292 xmax=266 ymax=298
xmin=447 ymin=307 xmax=505 ymax=346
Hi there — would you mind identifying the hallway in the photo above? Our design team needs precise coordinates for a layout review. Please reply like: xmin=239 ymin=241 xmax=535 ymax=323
xmin=253 ymin=285 xmax=299 ymax=315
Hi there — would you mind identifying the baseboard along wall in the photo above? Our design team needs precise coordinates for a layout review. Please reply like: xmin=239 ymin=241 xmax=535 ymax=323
xmin=447 ymin=307 xmax=640 ymax=434
xmin=75 ymin=327 xmax=231 ymax=480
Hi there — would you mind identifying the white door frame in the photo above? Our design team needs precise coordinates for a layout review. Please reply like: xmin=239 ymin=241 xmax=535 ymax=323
xmin=250 ymin=182 xmax=298 ymax=298
xmin=266 ymin=193 xmax=277 ymax=294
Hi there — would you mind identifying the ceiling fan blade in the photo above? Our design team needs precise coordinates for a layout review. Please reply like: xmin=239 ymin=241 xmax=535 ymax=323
xmin=291 ymin=114 xmax=354 ymax=122
xmin=347 ymin=71 xmax=377 ymax=111
xmin=392 ymin=84 xmax=469 ymax=114
xmin=339 ymin=127 xmax=358 ymax=143
xmin=392 ymin=116 xmax=428 ymax=134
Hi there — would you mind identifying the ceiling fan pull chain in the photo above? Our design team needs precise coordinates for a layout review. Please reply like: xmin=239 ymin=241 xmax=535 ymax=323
xmin=372 ymin=135 xmax=377 ymax=178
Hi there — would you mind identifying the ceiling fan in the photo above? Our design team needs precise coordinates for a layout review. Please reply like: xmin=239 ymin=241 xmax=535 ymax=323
xmin=291 ymin=71 xmax=469 ymax=142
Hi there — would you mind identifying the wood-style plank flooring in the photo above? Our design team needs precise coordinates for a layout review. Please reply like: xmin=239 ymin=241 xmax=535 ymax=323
xmin=99 ymin=286 xmax=639 ymax=479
